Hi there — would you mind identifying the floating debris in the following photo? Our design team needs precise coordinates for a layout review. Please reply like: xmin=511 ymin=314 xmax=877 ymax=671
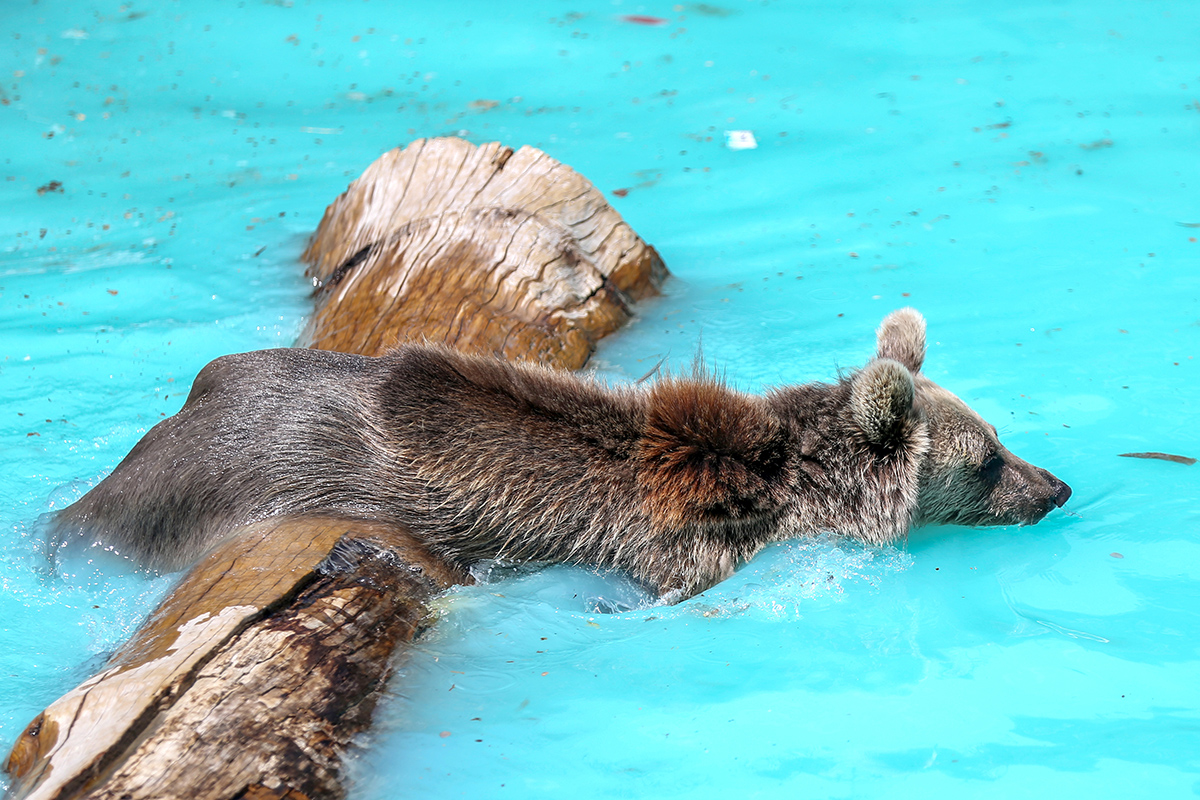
xmin=724 ymin=130 xmax=757 ymax=150
xmin=1118 ymin=452 xmax=1196 ymax=465
xmin=687 ymin=3 xmax=736 ymax=17
xmin=619 ymin=14 xmax=668 ymax=25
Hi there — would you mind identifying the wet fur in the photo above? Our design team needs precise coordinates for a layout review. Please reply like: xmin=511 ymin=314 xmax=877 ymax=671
xmin=50 ymin=309 xmax=1070 ymax=599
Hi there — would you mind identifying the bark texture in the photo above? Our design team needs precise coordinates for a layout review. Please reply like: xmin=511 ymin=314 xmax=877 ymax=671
xmin=4 ymin=518 xmax=464 ymax=800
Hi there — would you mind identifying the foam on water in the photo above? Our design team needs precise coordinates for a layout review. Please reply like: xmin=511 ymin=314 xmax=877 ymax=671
xmin=691 ymin=536 xmax=916 ymax=621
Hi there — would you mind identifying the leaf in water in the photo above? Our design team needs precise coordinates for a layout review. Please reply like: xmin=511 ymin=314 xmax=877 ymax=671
xmin=619 ymin=14 xmax=668 ymax=25
xmin=1117 ymin=452 xmax=1196 ymax=465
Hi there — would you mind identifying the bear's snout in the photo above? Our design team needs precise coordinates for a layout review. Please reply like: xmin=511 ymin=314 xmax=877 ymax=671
xmin=1019 ymin=468 xmax=1071 ymax=523
xmin=1049 ymin=476 xmax=1072 ymax=508
xmin=977 ymin=462 xmax=1073 ymax=526
xmin=1034 ymin=467 xmax=1071 ymax=511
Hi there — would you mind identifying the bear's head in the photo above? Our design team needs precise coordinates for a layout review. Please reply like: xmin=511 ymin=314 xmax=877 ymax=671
xmin=851 ymin=308 xmax=1071 ymax=530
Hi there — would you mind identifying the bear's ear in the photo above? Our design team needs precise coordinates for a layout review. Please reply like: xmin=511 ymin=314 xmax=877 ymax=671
xmin=850 ymin=359 xmax=916 ymax=447
xmin=875 ymin=307 xmax=926 ymax=373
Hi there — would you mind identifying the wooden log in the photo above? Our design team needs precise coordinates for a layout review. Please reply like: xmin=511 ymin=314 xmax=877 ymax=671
xmin=5 ymin=140 xmax=666 ymax=799
xmin=4 ymin=517 xmax=465 ymax=800
xmin=299 ymin=137 xmax=667 ymax=367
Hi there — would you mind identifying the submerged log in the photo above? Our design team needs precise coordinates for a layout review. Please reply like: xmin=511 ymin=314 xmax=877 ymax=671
xmin=5 ymin=140 xmax=667 ymax=799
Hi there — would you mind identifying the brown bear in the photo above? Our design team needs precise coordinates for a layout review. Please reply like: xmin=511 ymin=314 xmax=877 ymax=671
xmin=49 ymin=308 xmax=1070 ymax=600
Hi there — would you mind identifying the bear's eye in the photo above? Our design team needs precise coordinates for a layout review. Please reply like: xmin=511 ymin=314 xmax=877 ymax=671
xmin=978 ymin=453 xmax=1004 ymax=481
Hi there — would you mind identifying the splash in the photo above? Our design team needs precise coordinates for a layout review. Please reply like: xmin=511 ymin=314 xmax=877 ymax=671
xmin=442 ymin=536 xmax=913 ymax=624
xmin=682 ymin=534 xmax=914 ymax=620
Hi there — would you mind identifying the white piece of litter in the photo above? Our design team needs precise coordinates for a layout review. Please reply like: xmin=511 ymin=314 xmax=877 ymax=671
xmin=725 ymin=130 xmax=758 ymax=150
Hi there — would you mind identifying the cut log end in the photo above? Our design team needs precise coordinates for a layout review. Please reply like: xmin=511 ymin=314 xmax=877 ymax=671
xmin=298 ymin=138 xmax=667 ymax=366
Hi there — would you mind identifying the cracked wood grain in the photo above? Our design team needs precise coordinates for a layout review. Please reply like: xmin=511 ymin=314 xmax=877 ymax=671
xmin=299 ymin=137 xmax=667 ymax=367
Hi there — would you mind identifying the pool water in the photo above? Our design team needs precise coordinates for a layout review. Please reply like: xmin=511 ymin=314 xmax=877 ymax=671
xmin=3 ymin=0 xmax=1199 ymax=797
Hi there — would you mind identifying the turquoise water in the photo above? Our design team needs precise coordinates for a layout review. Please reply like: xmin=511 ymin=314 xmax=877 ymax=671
xmin=2 ymin=0 xmax=1198 ymax=797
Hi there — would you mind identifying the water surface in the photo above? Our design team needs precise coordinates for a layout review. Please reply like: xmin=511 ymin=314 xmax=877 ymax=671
xmin=2 ymin=0 xmax=1198 ymax=797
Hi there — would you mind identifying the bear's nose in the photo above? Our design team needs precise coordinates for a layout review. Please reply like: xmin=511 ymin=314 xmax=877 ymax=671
xmin=1051 ymin=478 xmax=1071 ymax=508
